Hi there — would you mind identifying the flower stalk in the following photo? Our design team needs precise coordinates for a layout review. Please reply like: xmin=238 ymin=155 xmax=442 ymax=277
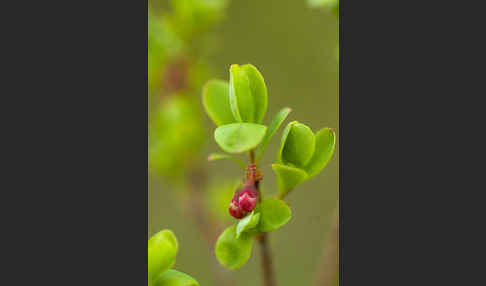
xmin=250 ymin=149 xmax=277 ymax=286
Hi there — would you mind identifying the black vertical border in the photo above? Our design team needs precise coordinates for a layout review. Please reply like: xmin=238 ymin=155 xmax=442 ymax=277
xmin=8 ymin=0 xmax=150 ymax=283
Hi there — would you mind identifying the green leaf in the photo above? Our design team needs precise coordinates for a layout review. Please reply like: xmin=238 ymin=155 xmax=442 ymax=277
xmin=154 ymin=269 xmax=199 ymax=286
xmin=229 ymin=64 xmax=254 ymax=122
xmin=241 ymin=64 xmax=268 ymax=123
xmin=255 ymin=107 xmax=292 ymax=162
xmin=259 ymin=198 xmax=292 ymax=232
xmin=277 ymin=121 xmax=296 ymax=163
xmin=281 ymin=122 xmax=316 ymax=168
xmin=305 ymin=128 xmax=336 ymax=177
xmin=207 ymin=153 xmax=246 ymax=168
xmin=215 ymin=224 xmax=254 ymax=269
xmin=272 ymin=164 xmax=309 ymax=197
xmin=202 ymin=79 xmax=236 ymax=126
xmin=236 ymin=211 xmax=261 ymax=238
xmin=207 ymin=152 xmax=232 ymax=161
xmin=214 ymin=123 xmax=267 ymax=153
xmin=148 ymin=230 xmax=179 ymax=282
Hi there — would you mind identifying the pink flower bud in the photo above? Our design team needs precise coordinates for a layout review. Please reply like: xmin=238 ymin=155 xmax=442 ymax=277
xmin=228 ymin=184 xmax=258 ymax=219
xmin=228 ymin=201 xmax=247 ymax=219
xmin=238 ymin=185 xmax=258 ymax=212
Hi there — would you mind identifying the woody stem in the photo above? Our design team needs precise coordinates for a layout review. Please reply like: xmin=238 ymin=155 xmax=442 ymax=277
xmin=249 ymin=149 xmax=277 ymax=286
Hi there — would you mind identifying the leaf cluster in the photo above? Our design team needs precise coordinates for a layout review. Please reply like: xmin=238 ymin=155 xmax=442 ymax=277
xmin=202 ymin=64 xmax=336 ymax=269
xmin=148 ymin=230 xmax=199 ymax=286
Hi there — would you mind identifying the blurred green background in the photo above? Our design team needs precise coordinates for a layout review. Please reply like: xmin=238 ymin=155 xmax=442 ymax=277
xmin=148 ymin=0 xmax=338 ymax=285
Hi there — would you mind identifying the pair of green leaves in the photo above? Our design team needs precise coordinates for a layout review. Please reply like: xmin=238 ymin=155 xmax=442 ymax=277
xmin=273 ymin=121 xmax=336 ymax=197
xmin=148 ymin=230 xmax=199 ymax=286
xmin=203 ymin=64 xmax=289 ymax=156
xmin=228 ymin=64 xmax=267 ymax=123
xmin=215 ymin=198 xmax=291 ymax=269
xmin=202 ymin=64 xmax=266 ymax=127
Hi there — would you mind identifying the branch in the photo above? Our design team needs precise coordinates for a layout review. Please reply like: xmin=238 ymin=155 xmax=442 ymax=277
xmin=257 ymin=233 xmax=277 ymax=286
xmin=314 ymin=206 xmax=339 ymax=286
xmin=250 ymin=149 xmax=278 ymax=286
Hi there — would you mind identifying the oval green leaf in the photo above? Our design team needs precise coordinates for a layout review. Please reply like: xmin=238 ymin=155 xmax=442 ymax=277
xmin=236 ymin=211 xmax=261 ymax=238
xmin=277 ymin=121 xmax=296 ymax=163
xmin=229 ymin=64 xmax=254 ymax=122
xmin=148 ymin=230 xmax=179 ymax=282
xmin=305 ymin=128 xmax=336 ymax=177
xmin=256 ymin=107 xmax=292 ymax=162
xmin=272 ymin=163 xmax=309 ymax=197
xmin=215 ymin=224 xmax=254 ymax=269
xmin=259 ymin=198 xmax=292 ymax=232
xmin=153 ymin=269 xmax=199 ymax=286
xmin=281 ymin=122 xmax=316 ymax=168
xmin=202 ymin=79 xmax=237 ymax=126
xmin=214 ymin=123 xmax=267 ymax=153
xmin=241 ymin=64 xmax=268 ymax=123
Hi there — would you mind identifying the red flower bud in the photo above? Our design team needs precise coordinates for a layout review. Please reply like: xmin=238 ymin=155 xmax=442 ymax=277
xmin=229 ymin=200 xmax=248 ymax=219
xmin=228 ymin=184 xmax=258 ymax=219
xmin=238 ymin=185 xmax=258 ymax=212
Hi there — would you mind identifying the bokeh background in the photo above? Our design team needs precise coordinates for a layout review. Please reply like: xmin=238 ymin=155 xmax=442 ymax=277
xmin=148 ymin=0 xmax=338 ymax=285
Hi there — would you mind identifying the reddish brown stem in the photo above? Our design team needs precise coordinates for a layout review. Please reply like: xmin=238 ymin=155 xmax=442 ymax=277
xmin=250 ymin=149 xmax=278 ymax=286
xmin=257 ymin=233 xmax=277 ymax=286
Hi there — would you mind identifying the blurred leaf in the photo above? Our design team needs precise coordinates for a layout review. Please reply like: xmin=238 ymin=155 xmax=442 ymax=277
xmin=206 ymin=179 xmax=241 ymax=223
xmin=308 ymin=0 xmax=339 ymax=15
xmin=308 ymin=0 xmax=339 ymax=16
xmin=305 ymin=128 xmax=336 ymax=177
xmin=148 ymin=230 xmax=179 ymax=282
xmin=215 ymin=224 xmax=253 ymax=269
xmin=241 ymin=64 xmax=268 ymax=123
xmin=207 ymin=153 xmax=246 ymax=168
xmin=308 ymin=0 xmax=334 ymax=6
xmin=229 ymin=64 xmax=254 ymax=122
xmin=170 ymin=0 xmax=228 ymax=41
xmin=202 ymin=79 xmax=236 ymax=126
xmin=149 ymin=96 xmax=204 ymax=178
xmin=154 ymin=269 xmax=199 ymax=286
xmin=272 ymin=163 xmax=309 ymax=197
xmin=281 ymin=122 xmax=316 ymax=168
xmin=148 ymin=11 xmax=183 ymax=92
xmin=214 ymin=123 xmax=267 ymax=153
xmin=255 ymin=107 xmax=292 ymax=162
xmin=259 ymin=198 xmax=292 ymax=232
xmin=236 ymin=211 xmax=260 ymax=238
